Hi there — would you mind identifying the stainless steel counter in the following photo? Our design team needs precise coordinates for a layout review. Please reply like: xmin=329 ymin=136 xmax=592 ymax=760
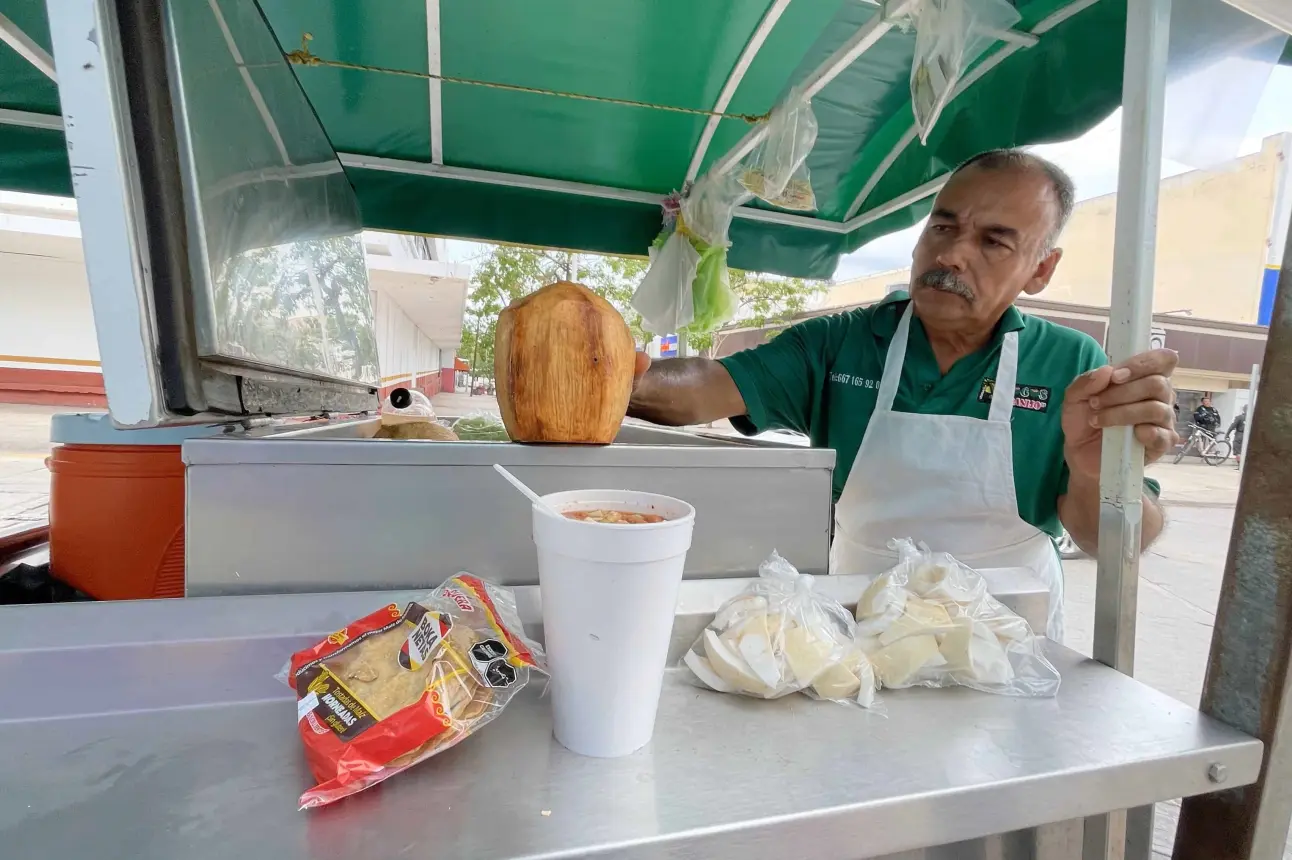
xmin=0 ymin=589 xmax=1261 ymax=860
xmin=182 ymin=423 xmax=835 ymax=595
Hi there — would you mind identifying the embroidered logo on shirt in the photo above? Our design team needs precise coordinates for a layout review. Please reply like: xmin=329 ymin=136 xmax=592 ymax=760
xmin=978 ymin=378 xmax=1051 ymax=412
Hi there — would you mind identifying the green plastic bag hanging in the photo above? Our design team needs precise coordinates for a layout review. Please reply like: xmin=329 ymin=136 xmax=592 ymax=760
xmin=632 ymin=171 xmax=749 ymax=336
xmin=675 ymin=171 xmax=747 ymax=334
xmin=687 ymin=235 xmax=738 ymax=334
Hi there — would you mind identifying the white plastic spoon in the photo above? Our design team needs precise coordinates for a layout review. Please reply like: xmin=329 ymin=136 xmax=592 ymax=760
xmin=493 ymin=463 xmax=562 ymax=519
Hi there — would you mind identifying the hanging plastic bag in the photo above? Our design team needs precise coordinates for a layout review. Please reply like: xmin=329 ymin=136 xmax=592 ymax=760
xmin=631 ymin=230 xmax=700 ymax=336
xmin=677 ymin=171 xmax=748 ymax=334
xmin=632 ymin=171 xmax=749 ymax=336
xmin=854 ymin=539 xmax=1060 ymax=697
xmin=683 ymin=551 xmax=881 ymax=708
xmin=687 ymin=241 xmax=740 ymax=334
xmin=738 ymin=89 xmax=819 ymax=212
xmin=907 ymin=0 xmax=1022 ymax=143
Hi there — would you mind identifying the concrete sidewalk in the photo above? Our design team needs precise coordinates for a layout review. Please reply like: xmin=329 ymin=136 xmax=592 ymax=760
xmin=432 ymin=391 xmax=499 ymax=418
xmin=1148 ymin=460 xmax=1241 ymax=507
xmin=0 ymin=405 xmax=67 ymax=531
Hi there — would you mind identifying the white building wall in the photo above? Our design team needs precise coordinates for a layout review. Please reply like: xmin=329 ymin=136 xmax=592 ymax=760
xmin=0 ymin=242 xmax=455 ymax=390
xmin=0 ymin=246 xmax=99 ymax=371
xmin=1 ymin=192 xmax=465 ymax=403
xmin=371 ymin=289 xmax=441 ymax=391
xmin=1211 ymin=388 xmax=1252 ymax=431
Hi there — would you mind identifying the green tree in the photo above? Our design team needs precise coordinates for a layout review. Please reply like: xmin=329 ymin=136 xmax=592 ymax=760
xmin=458 ymin=243 xmax=821 ymax=383
xmin=682 ymin=269 xmax=824 ymax=358
xmin=460 ymin=244 xmax=652 ymax=383
xmin=580 ymin=254 xmax=650 ymax=343
xmin=461 ymin=245 xmax=548 ymax=385
xmin=211 ymin=235 xmax=378 ymax=382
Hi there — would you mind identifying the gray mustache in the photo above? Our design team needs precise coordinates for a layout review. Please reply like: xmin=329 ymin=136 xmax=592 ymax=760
xmin=917 ymin=268 xmax=975 ymax=303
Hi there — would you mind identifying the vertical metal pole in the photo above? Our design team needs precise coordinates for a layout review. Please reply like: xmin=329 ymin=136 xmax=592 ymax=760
xmin=1084 ymin=0 xmax=1171 ymax=857
xmin=1240 ymin=363 xmax=1259 ymax=470
xmin=1173 ymin=257 xmax=1292 ymax=858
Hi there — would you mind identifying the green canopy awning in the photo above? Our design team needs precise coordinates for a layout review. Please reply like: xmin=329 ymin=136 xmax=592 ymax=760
xmin=0 ymin=0 xmax=1284 ymax=277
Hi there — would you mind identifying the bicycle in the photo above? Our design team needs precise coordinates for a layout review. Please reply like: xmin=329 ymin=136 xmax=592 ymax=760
xmin=1173 ymin=422 xmax=1232 ymax=466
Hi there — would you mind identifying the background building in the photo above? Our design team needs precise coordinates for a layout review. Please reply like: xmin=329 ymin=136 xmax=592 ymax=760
xmin=0 ymin=193 xmax=470 ymax=407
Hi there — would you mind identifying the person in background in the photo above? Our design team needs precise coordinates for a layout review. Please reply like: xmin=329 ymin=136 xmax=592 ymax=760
xmin=1193 ymin=395 xmax=1222 ymax=434
xmin=1228 ymin=407 xmax=1247 ymax=468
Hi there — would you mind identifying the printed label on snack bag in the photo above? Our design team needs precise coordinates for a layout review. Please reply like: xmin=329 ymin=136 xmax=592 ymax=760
xmin=399 ymin=604 xmax=452 ymax=671
xmin=470 ymin=639 xmax=519 ymax=688
xmin=299 ymin=671 xmax=379 ymax=742
xmin=305 ymin=711 xmax=329 ymax=735
xmin=440 ymin=586 xmax=475 ymax=612
xmin=297 ymin=690 xmax=319 ymax=722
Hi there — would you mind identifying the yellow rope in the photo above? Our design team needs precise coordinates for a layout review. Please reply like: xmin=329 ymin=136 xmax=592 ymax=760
xmin=674 ymin=212 xmax=696 ymax=242
xmin=285 ymin=34 xmax=769 ymax=124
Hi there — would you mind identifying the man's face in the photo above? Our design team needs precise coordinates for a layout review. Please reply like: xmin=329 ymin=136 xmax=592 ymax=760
xmin=909 ymin=164 xmax=1063 ymax=335
xmin=1202 ymin=397 xmax=1212 ymax=407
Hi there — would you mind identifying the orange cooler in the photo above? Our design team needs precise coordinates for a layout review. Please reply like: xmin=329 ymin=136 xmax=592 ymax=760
xmin=48 ymin=414 xmax=219 ymax=600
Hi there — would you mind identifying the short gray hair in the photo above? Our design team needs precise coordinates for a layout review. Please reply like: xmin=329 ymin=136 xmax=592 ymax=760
xmin=955 ymin=149 xmax=1075 ymax=253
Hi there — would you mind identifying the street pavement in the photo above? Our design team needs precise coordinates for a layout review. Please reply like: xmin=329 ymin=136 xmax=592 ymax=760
xmin=1061 ymin=467 xmax=1244 ymax=858
xmin=431 ymin=390 xmax=500 ymax=418
xmin=0 ymin=403 xmax=1272 ymax=853
xmin=0 ymin=404 xmax=70 ymax=531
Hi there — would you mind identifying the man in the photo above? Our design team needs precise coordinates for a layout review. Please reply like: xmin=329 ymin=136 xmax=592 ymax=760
xmin=1193 ymin=395 xmax=1222 ymax=434
xmin=1227 ymin=407 xmax=1246 ymax=467
xmin=628 ymin=150 xmax=1177 ymax=640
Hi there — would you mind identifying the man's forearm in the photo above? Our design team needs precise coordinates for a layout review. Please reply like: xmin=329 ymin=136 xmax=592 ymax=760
xmin=1058 ymin=472 xmax=1165 ymax=555
xmin=627 ymin=358 xmax=745 ymax=427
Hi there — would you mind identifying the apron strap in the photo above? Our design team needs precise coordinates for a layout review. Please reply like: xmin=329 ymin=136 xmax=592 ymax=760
xmin=880 ymin=304 xmax=1020 ymax=422
xmin=875 ymin=303 xmax=914 ymax=413
xmin=989 ymin=330 xmax=1020 ymax=423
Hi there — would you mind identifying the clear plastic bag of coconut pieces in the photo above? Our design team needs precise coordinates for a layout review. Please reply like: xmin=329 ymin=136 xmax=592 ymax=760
xmin=856 ymin=539 xmax=1060 ymax=697
xmin=683 ymin=551 xmax=882 ymax=708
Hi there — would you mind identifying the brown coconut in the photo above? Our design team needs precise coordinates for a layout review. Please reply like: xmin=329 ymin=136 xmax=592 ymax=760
xmin=494 ymin=281 xmax=635 ymax=444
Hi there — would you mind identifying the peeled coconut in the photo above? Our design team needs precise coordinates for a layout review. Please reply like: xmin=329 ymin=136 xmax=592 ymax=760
xmin=494 ymin=281 xmax=636 ymax=444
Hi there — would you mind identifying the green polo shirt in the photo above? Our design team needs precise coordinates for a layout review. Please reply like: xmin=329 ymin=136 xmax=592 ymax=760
xmin=719 ymin=292 xmax=1159 ymax=540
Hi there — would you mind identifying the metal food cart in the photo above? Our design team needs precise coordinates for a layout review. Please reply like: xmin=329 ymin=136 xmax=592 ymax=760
xmin=1 ymin=0 xmax=1291 ymax=858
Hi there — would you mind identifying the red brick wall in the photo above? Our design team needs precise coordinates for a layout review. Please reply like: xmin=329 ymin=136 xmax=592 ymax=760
xmin=378 ymin=372 xmax=443 ymax=403
xmin=0 ymin=366 xmax=107 ymax=407
xmin=5 ymin=365 xmax=457 ymax=410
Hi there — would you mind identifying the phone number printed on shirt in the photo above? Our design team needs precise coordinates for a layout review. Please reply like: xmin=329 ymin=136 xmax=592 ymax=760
xmin=830 ymin=372 xmax=880 ymax=390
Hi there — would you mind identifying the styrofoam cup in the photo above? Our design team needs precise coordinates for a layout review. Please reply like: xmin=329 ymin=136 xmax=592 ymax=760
xmin=532 ymin=490 xmax=695 ymax=758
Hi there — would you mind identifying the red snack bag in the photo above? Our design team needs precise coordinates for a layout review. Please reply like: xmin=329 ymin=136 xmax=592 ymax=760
xmin=281 ymin=574 xmax=544 ymax=809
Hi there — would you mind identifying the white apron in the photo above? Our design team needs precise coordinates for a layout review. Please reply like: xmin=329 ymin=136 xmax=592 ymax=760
xmin=828 ymin=304 xmax=1065 ymax=641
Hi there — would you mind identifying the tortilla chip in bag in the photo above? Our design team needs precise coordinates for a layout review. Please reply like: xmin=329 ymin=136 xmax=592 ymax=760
xmin=282 ymin=574 xmax=544 ymax=808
